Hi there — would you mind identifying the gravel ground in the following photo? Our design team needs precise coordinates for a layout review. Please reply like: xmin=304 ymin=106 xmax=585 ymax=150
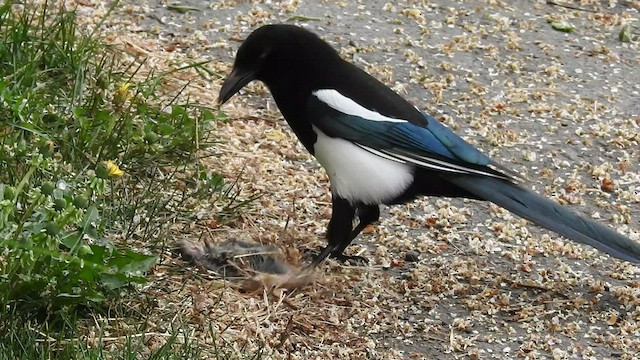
xmin=77 ymin=0 xmax=640 ymax=358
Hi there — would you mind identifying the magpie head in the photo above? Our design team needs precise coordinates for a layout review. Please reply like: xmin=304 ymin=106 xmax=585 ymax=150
xmin=218 ymin=24 xmax=339 ymax=105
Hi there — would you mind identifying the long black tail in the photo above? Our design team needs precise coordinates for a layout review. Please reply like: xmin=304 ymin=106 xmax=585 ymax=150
xmin=445 ymin=175 xmax=640 ymax=263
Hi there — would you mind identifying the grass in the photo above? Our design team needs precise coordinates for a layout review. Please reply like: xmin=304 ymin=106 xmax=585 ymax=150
xmin=0 ymin=0 xmax=255 ymax=357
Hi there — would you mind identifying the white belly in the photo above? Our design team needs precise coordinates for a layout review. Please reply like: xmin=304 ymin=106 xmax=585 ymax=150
xmin=312 ymin=126 xmax=414 ymax=205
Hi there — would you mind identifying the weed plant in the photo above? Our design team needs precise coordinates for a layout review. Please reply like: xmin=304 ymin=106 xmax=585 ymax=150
xmin=0 ymin=1 xmax=252 ymax=357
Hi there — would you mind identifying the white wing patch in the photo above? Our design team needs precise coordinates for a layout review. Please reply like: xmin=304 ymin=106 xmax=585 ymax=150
xmin=313 ymin=126 xmax=414 ymax=205
xmin=356 ymin=145 xmax=510 ymax=180
xmin=312 ymin=89 xmax=408 ymax=123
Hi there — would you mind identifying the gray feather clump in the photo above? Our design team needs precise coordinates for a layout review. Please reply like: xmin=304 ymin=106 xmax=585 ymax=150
xmin=178 ymin=238 xmax=293 ymax=278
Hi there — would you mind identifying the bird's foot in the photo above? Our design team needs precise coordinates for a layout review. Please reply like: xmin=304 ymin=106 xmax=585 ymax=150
xmin=303 ymin=247 xmax=369 ymax=266
xmin=330 ymin=253 xmax=369 ymax=266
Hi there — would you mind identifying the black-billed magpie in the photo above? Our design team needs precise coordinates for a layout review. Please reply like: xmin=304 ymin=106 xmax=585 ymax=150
xmin=218 ymin=24 xmax=640 ymax=267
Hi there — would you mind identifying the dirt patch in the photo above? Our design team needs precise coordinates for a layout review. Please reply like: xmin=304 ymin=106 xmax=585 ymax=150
xmin=77 ymin=0 xmax=639 ymax=358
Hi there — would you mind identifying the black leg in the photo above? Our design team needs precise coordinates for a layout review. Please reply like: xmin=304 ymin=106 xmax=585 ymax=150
xmin=310 ymin=196 xmax=355 ymax=268
xmin=332 ymin=204 xmax=380 ymax=258
xmin=310 ymin=201 xmax=380 ymax=268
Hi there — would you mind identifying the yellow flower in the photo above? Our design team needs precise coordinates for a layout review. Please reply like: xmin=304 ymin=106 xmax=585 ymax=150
xmin=104 ymin=160 xmax=124 ymax=177
xmin=117 ymin=82 xmax=132 ymax=96
xmin=113 ymin=82 xmax=133 ymax=107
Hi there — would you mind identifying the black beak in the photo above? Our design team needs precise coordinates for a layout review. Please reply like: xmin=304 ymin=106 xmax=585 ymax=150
xmin=218 ymin=68 xmax=256 ymax=105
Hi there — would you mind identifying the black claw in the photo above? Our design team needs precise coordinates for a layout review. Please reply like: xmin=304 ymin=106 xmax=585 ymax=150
xmin=331 ymin=253 xmax=369 ymax=265
xmin=304 ymin=247 xmax=369 ymax=267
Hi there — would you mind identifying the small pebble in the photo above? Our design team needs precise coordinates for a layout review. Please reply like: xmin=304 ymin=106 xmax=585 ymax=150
xmin=405 ymin=250 xmax=420 ymax=262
